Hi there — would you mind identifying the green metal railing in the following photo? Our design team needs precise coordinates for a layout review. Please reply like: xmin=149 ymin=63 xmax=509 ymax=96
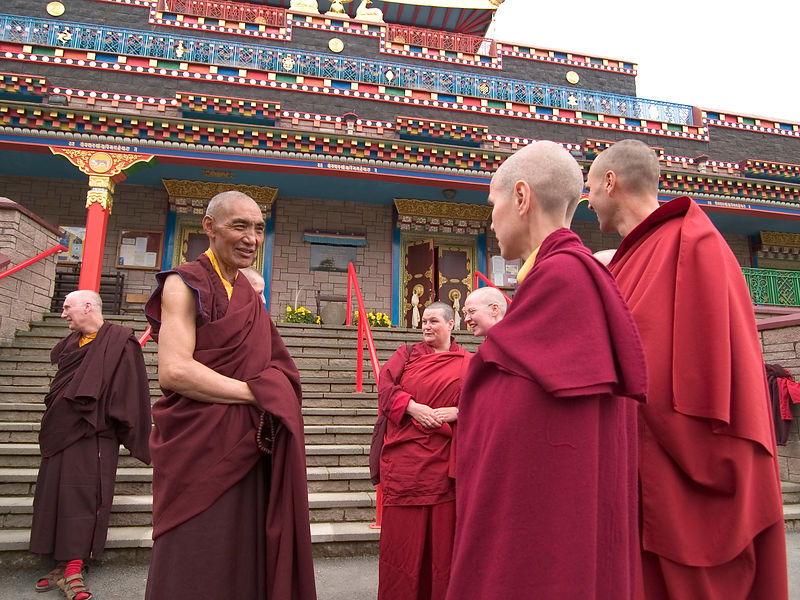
xmin=742 ymin=268 xmax=800 ymax=307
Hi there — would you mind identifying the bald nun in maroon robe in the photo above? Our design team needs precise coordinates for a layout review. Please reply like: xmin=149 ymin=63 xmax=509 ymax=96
xmin=447 ymin=141 xmax=647 ymax=600
xmin=587 ymin=139 xmax=787 ymax=599
xmin=144 ymin=191 xmax=315 ymax=599
xmin=377 ymin=302 xmax=470 ymax=600
xmin=30 ymin=290 xmax=151 ymax=597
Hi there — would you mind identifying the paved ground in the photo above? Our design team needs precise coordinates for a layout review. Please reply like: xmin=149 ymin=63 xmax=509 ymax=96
xmin=3 ymin=534 xmax=800 ymax=599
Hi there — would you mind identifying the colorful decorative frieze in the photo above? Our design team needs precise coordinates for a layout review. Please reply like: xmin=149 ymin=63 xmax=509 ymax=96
xmin=661 ymin=172 xmax=800 ymax=205
xmin=0 ymin=14 xmax=692 ymax=127
xmin=394 ymin=198 xmax=491 ymax=234
xmin=396 ymin=117 xmax=487 ymax=147
xmin=497 ymin=43 xmax=636 ymax=75
xmin=0 ymin=100 xmax=505 ymax=172
xmin=704 ymin=111 xmax=800 ymax=138
xmin=176 ymin=92 xmax=281 ymax=125
xmin=0 ymin=72 xmax=47 ymax=101
xmin=745 ymin=159 xmax=800 ymax=184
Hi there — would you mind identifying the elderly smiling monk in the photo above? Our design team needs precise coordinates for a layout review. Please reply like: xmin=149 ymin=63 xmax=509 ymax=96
xmin=377 ymin=302 xmax=471 ymax=600
xmin=144 ymin=191 xmax=315 ymax=600
xmin=31 ymin=290 xmax=151 ymax=600
xmin=447 ymin=141 xmax=647 ymax=600
xmin=462 ymin=286 xmax=507 ymax=337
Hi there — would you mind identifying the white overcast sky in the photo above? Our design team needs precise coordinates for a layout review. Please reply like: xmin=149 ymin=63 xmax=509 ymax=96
xmin=488 ymin=0 xmax=799 ymax=124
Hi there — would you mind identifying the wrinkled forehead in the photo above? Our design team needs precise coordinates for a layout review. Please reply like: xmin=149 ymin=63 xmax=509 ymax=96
xmin=216 ymin=196 xmax=264 ymax=223
xmin=422 ymin=307 xmax=446 ymax=320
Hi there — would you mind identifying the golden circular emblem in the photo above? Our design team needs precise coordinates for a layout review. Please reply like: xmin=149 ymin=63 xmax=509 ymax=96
xmin=566 ymin=70 xmax=580 ymax=85
xmin=478 ymin=82 xmax=490 ymax=95
xmin=88 ymin=152 xmax=113 ymax=174
xmin=282 ymin=56 xmax=295 ymax=70
xmin=328 ymin=38 xmax=344 ymax=53
xmin=46 ymin=1 xmax=66 ymax=16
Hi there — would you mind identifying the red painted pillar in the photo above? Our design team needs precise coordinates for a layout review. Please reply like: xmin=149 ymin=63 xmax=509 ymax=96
xmin=78 ymin=200 xmax=110 ymax=291
xmin=78 ymin=175 xmax=117 ymax=292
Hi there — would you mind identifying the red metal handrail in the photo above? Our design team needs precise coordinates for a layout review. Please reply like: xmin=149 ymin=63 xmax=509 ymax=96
xmin=473 ymin=271 xmax=512 ymax=304
xmin=0 ymin=244 xmax=66 ymax=281
xmin=344 ymin=262 xmax=383 ymax=528
xmin=138 ymin=325 xmax=152 ymax=347
xmin=345 ymin=262 xmax=381 ymax=392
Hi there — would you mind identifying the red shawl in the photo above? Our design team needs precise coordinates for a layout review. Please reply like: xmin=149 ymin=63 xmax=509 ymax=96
xmin=447 ymin=229 xmax=646 ymax=600
xmin=378 ymin=340 xmax=470 ymax=506
xmin=40 ymin=321 xmax=151 ymax=462
xmin=609 ymin=197 xmax=785 ymax=567
xmin=145 ymin=254 xmax=315 ymax=600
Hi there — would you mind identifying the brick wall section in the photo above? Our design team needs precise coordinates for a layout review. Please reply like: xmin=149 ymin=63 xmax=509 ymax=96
xmin=271 ymin=197 xmax=393 ymax=319
xmin=0 ymin=199 xmax=61 ymax=343
xmin=759 ymin=316 xmax=800 ymax=483
xmin=0 ymin=174 xmax=168 ymax=298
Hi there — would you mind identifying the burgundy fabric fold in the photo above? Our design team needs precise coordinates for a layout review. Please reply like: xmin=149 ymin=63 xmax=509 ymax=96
xmin=447 ymin=228 xmax=646 ymax=600
xmin=145 ymin=255 xmax=315 ymax=600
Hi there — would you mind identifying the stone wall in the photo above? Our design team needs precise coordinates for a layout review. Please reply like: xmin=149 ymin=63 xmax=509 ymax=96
xmin=759 ymin=315 xmax=800 ymax=482
xmin=0 ymin=199 xmax=62 ymax=343
xmin=0 ymin=174 xmax=168 ymax=299
xmin=271 ymin=197 xmax=393 ymax=320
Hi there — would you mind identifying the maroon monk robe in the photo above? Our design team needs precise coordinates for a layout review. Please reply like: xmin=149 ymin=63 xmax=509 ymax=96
xmin=31 ymin=322 xmax=151 ymax=561
xmin=378 ymin=340 xmax=470 ymax=600
xmin=144 ymin=254 xmax=315 ymax=600
xmin=608 ymin=197 xmax=787 ymax=599
xmin=447 ymin=228 xmax=647 ymax=600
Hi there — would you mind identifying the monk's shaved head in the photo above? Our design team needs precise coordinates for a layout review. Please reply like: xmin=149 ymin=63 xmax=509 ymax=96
xmin=206 ymin=190 xmax=259 ymax=219
xmin=494 ymin=141 xmax=584 ymax=221
xmin=425 ymin=301 xmax=455 ymax=322
xmin=65 ymin=289 xmax=102 ymax=314
xmin=591 ymin=139 xmax=660 ymax=196
xmin=465 ymin=287 xmax=507 ymax=317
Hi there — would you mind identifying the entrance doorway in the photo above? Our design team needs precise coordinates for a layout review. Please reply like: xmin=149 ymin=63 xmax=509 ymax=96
xmin=400 ymin=234 xmax=476 ymax=330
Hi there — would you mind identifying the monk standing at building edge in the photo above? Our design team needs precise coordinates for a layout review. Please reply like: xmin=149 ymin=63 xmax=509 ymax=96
xmin=144 ymin=191 xmax=316 ymax=599
xmin=447 ymin=141 xmax=648 ymax=599
xmin=587 ymin=139 xmax=788 ymax=599
xmin=31 ymin=290 xmax=151 ymax=600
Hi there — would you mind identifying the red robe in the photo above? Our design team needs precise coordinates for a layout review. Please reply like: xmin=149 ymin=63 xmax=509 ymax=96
xmin=31 ymin=322 xmax=151 ymax=560
xmin=144 ymin=254 xmax=315 ymax=600
xmin=377 ymin=340 xmax=470 ymax=600
xmin=609 ymin=197 xmax=787 ymax=599
xmin=447 ymin=229 xmax=647 ymax=600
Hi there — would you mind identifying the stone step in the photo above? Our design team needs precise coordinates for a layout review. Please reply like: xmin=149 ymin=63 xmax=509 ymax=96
xmin=0 ymin=422 xmax=374 ymax=445
xmin=0 ymin=440 xmax=370 ymax=468
xmin=0 ymin=464 xmax=374 ymax=496
xmin=0 ymin=489 xmax=377 ymax=528
xmin=0 ymin=520 xmax=381 ymax=554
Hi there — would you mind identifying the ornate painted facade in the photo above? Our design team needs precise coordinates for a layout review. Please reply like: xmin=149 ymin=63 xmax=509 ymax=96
xmin=1 ymin=0 xmax=799 ymax=323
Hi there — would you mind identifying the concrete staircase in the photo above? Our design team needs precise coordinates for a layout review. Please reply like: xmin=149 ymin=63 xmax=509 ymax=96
xmin=2 ymin=315 xmax=799 ymax=566
xmin=0 ymin=314 xmax=481 ymax=564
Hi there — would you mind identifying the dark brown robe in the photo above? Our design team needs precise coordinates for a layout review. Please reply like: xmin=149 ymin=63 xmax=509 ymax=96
xmin=30 ymin=322 xmax=151 ymax=561
xmin=144 ymin=254 xmax=316 ymax=600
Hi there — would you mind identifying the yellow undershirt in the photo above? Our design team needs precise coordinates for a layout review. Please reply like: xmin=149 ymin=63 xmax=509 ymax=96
xmin=78 ymin=331 xmax=97 ymax=347
xmin=515 ymin=245 xmax=541 ymax=284
xmin=203 ymin=248 xmax=236 ymax=300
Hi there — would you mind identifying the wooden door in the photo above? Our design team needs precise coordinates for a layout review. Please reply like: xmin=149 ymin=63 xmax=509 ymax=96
xmin=437 ymin=244 xmax=473 ymax=330
xmin=402 ymin=238 xmax=434 ymax=328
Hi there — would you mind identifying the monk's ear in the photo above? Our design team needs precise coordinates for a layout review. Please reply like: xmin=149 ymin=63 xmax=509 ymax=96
xmin=513 ymin=180 xmax=531 ymax=216
xmin=604 ymin=170 xmax=617 ymax=194
xmin=201 ymin=214 xmax=215 ymax=238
